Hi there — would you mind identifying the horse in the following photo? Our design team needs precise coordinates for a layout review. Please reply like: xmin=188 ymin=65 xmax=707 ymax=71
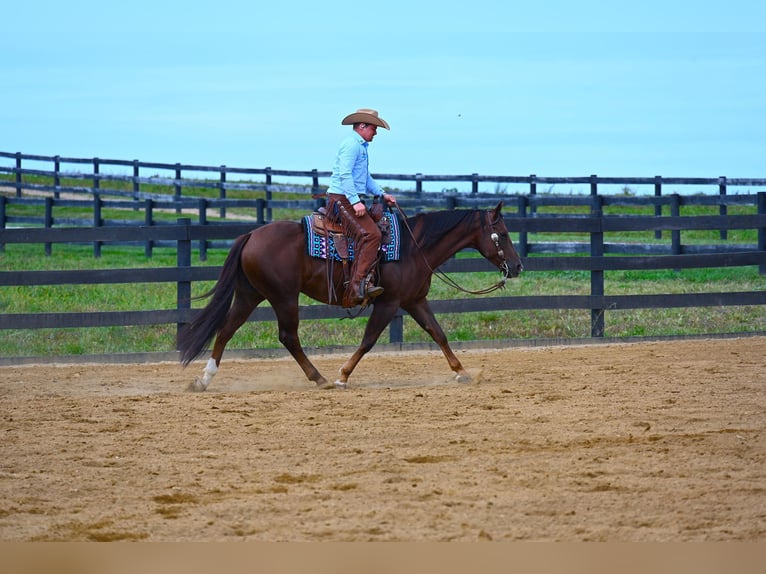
xmin=177 ymin=202 xmax=523 ymax=391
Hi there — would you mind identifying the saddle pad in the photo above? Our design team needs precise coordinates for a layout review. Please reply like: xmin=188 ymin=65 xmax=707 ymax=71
xmin=303 ymin=212 xmax=401 ymax=262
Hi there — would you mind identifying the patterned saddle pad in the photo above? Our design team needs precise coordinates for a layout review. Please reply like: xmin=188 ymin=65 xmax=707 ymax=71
xmin=303 ymin=212 xmax=401 ymax=262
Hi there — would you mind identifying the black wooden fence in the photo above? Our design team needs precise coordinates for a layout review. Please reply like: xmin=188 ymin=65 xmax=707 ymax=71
xmin=3 ymin=191 xmax=766 ymax=259
xmin=2 ymin=150 xmax=766 ymax=349
xmin=3 ymin=149 xmax=766 ymax=207
xmin=2 ymin=212 xmax=765 ymax=345
xmin=3 ymin=153 xmax=766 ymax=261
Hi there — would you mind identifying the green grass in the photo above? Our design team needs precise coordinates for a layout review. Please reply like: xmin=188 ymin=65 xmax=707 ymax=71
xmin=2 ymin=178 xmax=765 ymax=357
xmin=1 ymin=241 xmax=764 ymax=358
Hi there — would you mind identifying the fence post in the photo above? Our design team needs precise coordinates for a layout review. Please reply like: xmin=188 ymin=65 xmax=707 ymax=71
xmin=174 ymin=163 xmax=182 ymax=214
xmin=389 ymin=310 xmax=404 ymax=344
xmin=415 ymin=173 xmax=423 ymax=195
xmin=590 ymin=193 xmax=605 ymax=337
xmin=517 ymin=194 xmax=528 ymax=257
xmin=312 ymin=169 xmax=325 ymax=211
xmin=718 ymin=176 xmax=728 ymax=240
xmin=93 ymin=158 xmax=100 ymax=195
xmin=256 ymin=198 xmax=266 ymax=225
xmin=176 ymin=218 xmax=192 ymax=346
xmin=758 ymin=192 xmax=766 ymax=275
xmin=132 ymin=160 xmax=140 ymax=209
xmin=219 ymin=166 xmax=227 ymax=219
xmin=670 ymin=193 xmax=681 ymax=254
xmin=44 ymin=197 xmax=53 ymax=256
xmin=15 ymin=152 xmax=22 ymax=197
xmin=264 ymin=167 xmax=273 ymax=222
xmin=311 ymin=168 xmax=320 ymax=195
xmin=529 ymin=174 xmax=537 ymax=217
xmin=0 ymin=195 xmax=6 ymax=252
xmin=471 ymin=173 xmax=479 ymax=195
xmin=53 ymin=156 xmax=61 ymax=200
xmin=670 ymin=193 xmax=682 ymax=273
xmin=654 ymin=175 xmax=662 ymax=239
xmin=93 ymin=193 xmax=102 ymax=258
xmin=198 ymin=198 xmax=208 ymax=262
xmin=144 ymin=199 xmax=154 ymax=258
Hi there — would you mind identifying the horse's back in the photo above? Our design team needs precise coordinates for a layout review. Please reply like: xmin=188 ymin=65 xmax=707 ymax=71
xmin=237 ymin=220 xmax=315 ymax=292
xmin=252 ymin=219 xmax=305 ymax=236
xmin=241 ymin=220 xmax=308 ymax=271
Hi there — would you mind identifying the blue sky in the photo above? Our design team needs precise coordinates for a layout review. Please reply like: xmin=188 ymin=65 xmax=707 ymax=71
xmin=3 ymin=1 xmax=765 ymax=187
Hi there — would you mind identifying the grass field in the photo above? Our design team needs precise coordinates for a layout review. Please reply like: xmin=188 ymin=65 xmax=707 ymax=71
xmin=2 ymin=177 xmax=765 ymax=357
xmin=1 ymin=240 xmax=764 ymax=358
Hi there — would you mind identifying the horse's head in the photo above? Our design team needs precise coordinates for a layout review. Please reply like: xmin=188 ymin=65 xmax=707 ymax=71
xmin=477 ymin=202 xmax=523 ymax=281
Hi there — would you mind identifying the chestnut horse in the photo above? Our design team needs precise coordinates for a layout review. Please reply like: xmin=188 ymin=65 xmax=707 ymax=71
xmin=177 ymin=202 xmax=523 ymax=390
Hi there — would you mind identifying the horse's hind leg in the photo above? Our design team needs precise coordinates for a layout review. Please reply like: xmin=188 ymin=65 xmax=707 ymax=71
xmin=189 ymin=290 xmax=263 ymax=392
xmin=336 ymin=301 xmax=400 ymax=389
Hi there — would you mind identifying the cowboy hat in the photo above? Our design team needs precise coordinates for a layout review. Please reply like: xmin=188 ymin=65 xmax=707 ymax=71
xmin=341 ymin=108 xmax=390 ymax=130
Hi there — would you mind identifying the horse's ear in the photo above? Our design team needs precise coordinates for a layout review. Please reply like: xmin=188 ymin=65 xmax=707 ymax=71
xmin=492 ymin=201 xmax=504 ymax=220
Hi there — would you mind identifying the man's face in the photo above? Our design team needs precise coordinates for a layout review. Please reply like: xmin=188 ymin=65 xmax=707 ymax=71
xmin=358 ymin=123 xmax=378 ymax=142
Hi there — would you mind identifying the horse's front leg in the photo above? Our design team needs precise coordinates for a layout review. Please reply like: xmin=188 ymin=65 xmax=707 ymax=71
xmin=336 ymin=301 xmax=399 ymax=389
xmin=403 ymin=298 xmax=471 ymax=383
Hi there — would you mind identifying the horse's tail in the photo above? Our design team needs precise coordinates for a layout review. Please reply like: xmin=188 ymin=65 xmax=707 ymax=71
xmin=177 ymin=232 xmax=252 ymax=366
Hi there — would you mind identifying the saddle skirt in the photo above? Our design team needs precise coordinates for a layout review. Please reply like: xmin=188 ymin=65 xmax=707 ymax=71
xmin=303 ymin=211 xmax=401 ymax=262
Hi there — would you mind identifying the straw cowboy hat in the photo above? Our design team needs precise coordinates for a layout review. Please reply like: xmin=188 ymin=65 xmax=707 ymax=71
xmin=341 ymin=108 xmax=390 ymax=130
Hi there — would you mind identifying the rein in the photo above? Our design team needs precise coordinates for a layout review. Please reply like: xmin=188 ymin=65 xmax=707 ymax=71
xmin=394 ymin=205 xmax=509 ymax=295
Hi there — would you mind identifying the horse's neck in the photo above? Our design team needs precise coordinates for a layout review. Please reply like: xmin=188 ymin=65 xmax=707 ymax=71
xmin=410 ymin=213 xmax=476 ymax=268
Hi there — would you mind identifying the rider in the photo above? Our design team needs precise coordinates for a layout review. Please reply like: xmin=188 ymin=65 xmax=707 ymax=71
xmin=326 ymin=108 xmax=397 ymax=306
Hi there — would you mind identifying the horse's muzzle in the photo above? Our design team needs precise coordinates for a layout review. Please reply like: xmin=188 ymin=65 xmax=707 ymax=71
xmin=501 ymin=259 xmax=523 ymax=279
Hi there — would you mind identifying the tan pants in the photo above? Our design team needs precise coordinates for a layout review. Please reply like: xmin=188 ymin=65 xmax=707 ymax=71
xmin=326 ymin=193 xmax=382 ymax=304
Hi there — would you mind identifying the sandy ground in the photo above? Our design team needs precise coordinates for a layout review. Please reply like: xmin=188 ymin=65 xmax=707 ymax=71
xmin=0 ymin=337 xmax=764 ymax=541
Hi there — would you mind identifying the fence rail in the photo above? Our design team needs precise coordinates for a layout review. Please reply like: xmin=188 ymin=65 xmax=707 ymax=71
xmin=4 ymin=150 xmax=766 ymax=199
xmin=3 ymin=150 xmax=766 ymax=351
xmin=3 ymin=185 xmax=766 ymax=261
xmin=2 ymin=215 xmax=765 ymax=345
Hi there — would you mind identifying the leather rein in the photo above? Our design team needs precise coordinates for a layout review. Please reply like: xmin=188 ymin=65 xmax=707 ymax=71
xmin=394 ymin=205 xmax=510 ymax=295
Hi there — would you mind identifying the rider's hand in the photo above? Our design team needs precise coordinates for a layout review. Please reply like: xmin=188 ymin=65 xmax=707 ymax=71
xmin=382 ymin=193 xmax=397 ymax=206
xmin=353 ymin=202 xmax=367 ymax=217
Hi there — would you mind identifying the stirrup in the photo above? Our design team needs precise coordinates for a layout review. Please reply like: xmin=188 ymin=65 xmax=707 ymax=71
xmin=366 ymin=285 xmax=384 ymax=299
xmin=342 ymin=281 xmax=365 ymax=308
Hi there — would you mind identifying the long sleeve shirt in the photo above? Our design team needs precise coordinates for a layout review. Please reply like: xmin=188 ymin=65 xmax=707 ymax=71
xmin=327 ymin=131 xmax=384 ymax=204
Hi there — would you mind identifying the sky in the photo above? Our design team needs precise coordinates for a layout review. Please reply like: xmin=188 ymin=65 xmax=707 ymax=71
xmin=3 ymin=1 xmax=765 ymax=190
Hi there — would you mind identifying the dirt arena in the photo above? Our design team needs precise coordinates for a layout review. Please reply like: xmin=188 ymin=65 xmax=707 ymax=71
xmin=1 ymin=337 xmax=764 ymax=541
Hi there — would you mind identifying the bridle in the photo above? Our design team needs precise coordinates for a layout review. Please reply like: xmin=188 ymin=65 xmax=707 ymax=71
xmin=395 ymin=205 xmax=510 ymax=295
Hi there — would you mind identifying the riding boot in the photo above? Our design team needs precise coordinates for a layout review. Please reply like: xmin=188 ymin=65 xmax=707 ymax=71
xmin=366 ymin=284 xmax=384 ymax=299
xmin=347 ymin=231 xmax=384 ymax=305
xmin=365 ymin=276 xmax=384 ymax=299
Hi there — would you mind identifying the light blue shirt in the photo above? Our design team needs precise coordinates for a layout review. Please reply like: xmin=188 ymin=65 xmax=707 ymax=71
xmin=328 ymin=131 xmax=384 ymax=204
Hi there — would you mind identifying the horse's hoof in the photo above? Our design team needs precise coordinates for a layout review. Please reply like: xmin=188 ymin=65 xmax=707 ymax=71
xmin=334 ymin=380 xmax=348 ymax=390
xmin=316 ymin=379 xmax=335 ymax=390
xmin=187 ymin=378 xmax=207 ymax=392
xmin=455 ymin=372 xmax=472 ymax=384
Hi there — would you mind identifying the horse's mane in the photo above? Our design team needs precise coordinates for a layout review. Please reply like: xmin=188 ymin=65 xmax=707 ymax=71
xmin=404 ymin=209 xmax=476 ymax=249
